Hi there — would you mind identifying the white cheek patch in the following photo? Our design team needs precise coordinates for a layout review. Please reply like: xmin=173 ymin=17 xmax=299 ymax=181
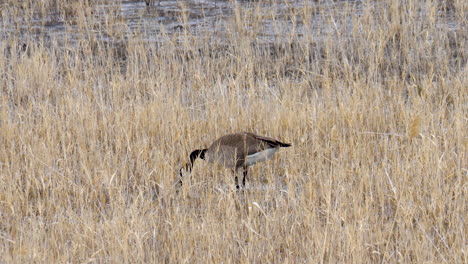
xmin=245 ymin=148 xmax=279 ymax=166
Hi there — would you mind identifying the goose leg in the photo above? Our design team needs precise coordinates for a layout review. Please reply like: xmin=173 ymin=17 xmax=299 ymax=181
xmin=242 ymin=166 xmax=249 ymax=188
xmin=234 ymin=169 xmax=239 ymax=189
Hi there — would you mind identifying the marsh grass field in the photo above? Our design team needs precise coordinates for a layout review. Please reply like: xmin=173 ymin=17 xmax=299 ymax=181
xmin=0 ymin=0 xmax=467 ymax=262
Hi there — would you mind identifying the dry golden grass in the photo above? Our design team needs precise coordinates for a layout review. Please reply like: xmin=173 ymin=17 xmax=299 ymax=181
xmin=0 ymin=0 xmax=466 ymax=262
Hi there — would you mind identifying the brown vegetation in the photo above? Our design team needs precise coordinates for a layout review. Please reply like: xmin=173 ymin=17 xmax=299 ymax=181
xmin=0 ymin=0 xmax=466 ymax=262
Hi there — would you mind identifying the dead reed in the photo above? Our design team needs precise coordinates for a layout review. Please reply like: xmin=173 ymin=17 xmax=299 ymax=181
xmin=0 ymin=0 xmax=466 ymax=262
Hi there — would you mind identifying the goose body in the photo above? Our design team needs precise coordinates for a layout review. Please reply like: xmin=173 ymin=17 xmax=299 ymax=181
xmin=180 ymin=132 xmax=291 ymax=189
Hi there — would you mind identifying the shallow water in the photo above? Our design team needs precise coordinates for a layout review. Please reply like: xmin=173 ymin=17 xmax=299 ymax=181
xmin=1 ymin=0 xmax=461 ymax=49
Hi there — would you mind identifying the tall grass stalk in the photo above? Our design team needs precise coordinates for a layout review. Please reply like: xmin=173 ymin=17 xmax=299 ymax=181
xmin=0 ymin=0 xmax=466 ymax=262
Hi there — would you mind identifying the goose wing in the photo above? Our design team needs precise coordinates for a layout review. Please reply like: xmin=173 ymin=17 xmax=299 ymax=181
xmin=245 ymin=132 xmax=292 ymax=149
xmin=207 ymin=133 xmax=290 ymax=167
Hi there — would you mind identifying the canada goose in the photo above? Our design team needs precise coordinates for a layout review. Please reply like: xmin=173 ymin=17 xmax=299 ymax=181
xmin=179 ymin=132 xmax=291 ymax=189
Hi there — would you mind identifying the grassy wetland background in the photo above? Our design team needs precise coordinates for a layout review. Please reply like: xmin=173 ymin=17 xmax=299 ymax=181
xmin=0 ymin=0 xmax=466 ymax=262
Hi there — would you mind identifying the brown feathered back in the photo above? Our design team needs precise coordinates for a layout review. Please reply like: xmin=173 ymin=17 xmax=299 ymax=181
xmin=205 ymin=132 xmax=290 ymax=168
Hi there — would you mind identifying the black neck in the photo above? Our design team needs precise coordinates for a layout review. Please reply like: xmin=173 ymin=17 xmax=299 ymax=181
xmin=189 ymin=149 xmax=206 ymax=165
xmin=185 ymin=149 xmax=205 ymax=172
xmin=178 ymin=149 xmax=207 ymax=188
